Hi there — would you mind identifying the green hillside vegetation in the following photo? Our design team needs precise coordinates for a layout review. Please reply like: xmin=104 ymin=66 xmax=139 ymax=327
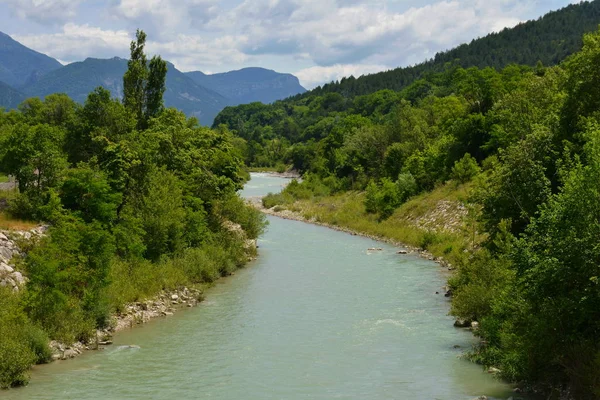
xmin=294 ymin=0 xmax=600 ymax=99
xmin=0 ymin=30 xmax=265 ymax=388
xmin=219 ymin=26 xmax=600 ymax=398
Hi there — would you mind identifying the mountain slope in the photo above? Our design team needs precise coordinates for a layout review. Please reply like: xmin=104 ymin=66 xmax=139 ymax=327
xmin=186 ymin=67 xmax=306 ymax=105
xmin=0 ymin=31 xmax=63 ymax=88
xmin=21 ymin=57 xmax=231 ymax=125
xmin=296 ymin=0 xmax=600 ymax=99
xmin=0 ymin=81 xmax=25 ymax=110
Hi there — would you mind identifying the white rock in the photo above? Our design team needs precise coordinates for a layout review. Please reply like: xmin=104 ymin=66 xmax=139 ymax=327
xmin=0 ymin=233 xmax=7 ymax=241
xmin=0 ymin=247 xmax=12 ymax=261
xmin=12 ymin=272 xmax=25 ymax=285
xmin=171 ymin=294 xmax=179 ymax=301
xmin=0 ymin=263 xmax=13 ymax=274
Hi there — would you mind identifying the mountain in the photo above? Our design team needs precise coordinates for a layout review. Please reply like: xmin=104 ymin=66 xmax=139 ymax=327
xmin=20 ymin=57 xmax=231 ymax=125
xmin=0 ymin=31 xmax=63 ymax=88
xmin=185 ymin=67 xmax=306 ymax=105
xmin=293 ymin=0 xmax=600 ymax=99
xmin=0 ymin=33 xmax=304 ymax=124
xmin=0 ymin=81 xmax=25 ymax=110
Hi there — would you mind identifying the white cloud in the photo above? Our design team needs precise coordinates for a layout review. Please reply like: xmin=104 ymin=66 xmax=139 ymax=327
xmin=208 ymin=0 xmax=531 ymax=69
xmin=147 ymin=34 xmax=250 ymax=71
xmin=110 ymin=0 xmax=220 ymax=36
xmin=0 ymin=0 xmax=81 ymax=24
xmin=2 ymin=0 xmax=578 ymax=88
xmin=295 ymin=64 xmax=389 ymax=89
xmin=13 ymin=24 xmax=132 ymax=62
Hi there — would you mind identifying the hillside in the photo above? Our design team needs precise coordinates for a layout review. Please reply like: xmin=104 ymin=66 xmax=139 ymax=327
xmin=186 ymin=67 xmax=306 ymax=105
xmin=291 ymin=0 xmax=600 ymax=99
xmin=20 ymin=57 xmax=230 ymax=125
xmin=0 ymin=81 xmax=24 ymax=110
xmin=0 ymin=31 xmax=62 ymax=88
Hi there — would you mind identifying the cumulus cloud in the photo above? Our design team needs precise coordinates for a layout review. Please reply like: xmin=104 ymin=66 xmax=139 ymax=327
xmin=0 ymin=0 xmax=81 ymax=24
xmin=213 ymin=0 xmax=530 ymax=68
xmin=110 ymin=0 xmax=220 ymax=37
xmin=13 ymin=23 xmax=250 ymax=71
xmin=13 ymin=24 xmax=132 ymax=62
xmin=2 ymin=0 xmax=576 ymax=88
xmin=147 ymin=34 xmax=250 ymax=71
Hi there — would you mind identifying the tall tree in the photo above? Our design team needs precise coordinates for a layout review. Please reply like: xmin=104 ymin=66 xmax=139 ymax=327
xmin=145 ymin=56 xmax=168 ymax=122
xmin=123 ymin=30 xmax=147 ymax=128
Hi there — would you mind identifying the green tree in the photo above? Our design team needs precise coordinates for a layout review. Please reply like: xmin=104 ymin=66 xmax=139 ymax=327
xmin=145 ymin=55 xmax=168 ymax=122
xmin=123 ymin=29 xmax=147 ymax=126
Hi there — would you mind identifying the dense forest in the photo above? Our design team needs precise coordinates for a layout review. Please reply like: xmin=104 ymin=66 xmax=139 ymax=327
xmin=0 ymin=31 xmax=265 ymax=387
xmin=214 ymin=24 xmax=600 ymax=398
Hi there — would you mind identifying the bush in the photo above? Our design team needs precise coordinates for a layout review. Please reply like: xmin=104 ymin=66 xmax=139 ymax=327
xmin=451 ymin=153 xmax=481 ymax=183
xmin=0 ymin=336 xmax=35 ymax=389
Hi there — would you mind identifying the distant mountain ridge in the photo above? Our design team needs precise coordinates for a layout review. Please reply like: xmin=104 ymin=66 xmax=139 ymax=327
xmin=0 ymin=80 xmax=25 ymax=110
xmin=20 ymin=57 xmax=231 ymax=125
xmin=0 ymin=31 xmax=63 ymax=88
xmin=0 ymin=32 xmax=306 ymax=125
xmin=186 ymin=67 xmax=306 ymax=105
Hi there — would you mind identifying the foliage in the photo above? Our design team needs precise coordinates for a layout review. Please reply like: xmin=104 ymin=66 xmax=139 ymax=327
xmin=451 ymin=154 xmax=481 ymax=183
xmin=0 ymin=30 xmax=265 ymax=389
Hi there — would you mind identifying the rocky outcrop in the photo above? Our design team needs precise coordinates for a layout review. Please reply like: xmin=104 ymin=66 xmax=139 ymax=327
xmin=0 ymin=226 xmax=47 ymax=292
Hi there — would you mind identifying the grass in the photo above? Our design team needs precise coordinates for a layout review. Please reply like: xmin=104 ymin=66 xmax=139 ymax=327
xmin=279 ymin=181 xmax=483 ymax=267
xmin=0 ymin=174 xmax=8 ymax=183
xmin=0 ymin=212 xmax=38 ymax=231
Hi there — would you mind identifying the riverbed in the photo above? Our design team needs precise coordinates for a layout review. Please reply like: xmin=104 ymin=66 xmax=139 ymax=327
xmin=2 ymin=173 xmax=517 ymax=399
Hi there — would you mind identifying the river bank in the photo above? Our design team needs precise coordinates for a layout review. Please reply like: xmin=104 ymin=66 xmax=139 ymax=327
xmin=0 ymin=221 xmax=257 ymax=367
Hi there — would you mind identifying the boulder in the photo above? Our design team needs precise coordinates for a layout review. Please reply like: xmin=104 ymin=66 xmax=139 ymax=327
xmin=470 ymin=321 xmax=480 ymax=329
xmin=0 ymin=232 xmax=7 ymax=241
xmin=0 ymin=263 xmax=13 ymax=274
xmin=487 ymin=367 xmax=501 ymax=374
xmin=12 ymin=271 xmax=25 ymax=285
xmin=454 ymin=319 xmax=471 ymax=328
xmin=62 ymin=349 xmax=78 ymax=359
xmin=171 ymin=294 xmax=179 ymax=301
xmin=396 ymin=249 xmax=408 ymax=254
xmin=0 ymin=247 xmax=12 ymax=262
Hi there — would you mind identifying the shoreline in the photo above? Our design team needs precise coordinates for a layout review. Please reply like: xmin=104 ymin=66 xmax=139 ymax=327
xmin=250 ymin=198 xmax=453 ymax=271
xmin=50 ymin=285 xmax=206 ymax=361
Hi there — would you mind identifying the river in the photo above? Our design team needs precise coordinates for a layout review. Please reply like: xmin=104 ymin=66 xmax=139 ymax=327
xmin=2 ymin=173 xmax=517 ymax=399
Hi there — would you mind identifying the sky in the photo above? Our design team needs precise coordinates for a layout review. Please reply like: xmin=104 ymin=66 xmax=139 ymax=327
xmin=0 ymin=0 xmax=584 ymax=88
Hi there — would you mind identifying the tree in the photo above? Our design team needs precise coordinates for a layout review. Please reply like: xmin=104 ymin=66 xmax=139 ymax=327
xmin=123 ymin=29 xmax=167 ymax=129
xmin=145 ymin=55 xmax=167 ymax=121
xmin=123 ymin=30 xmax=147 ymax=127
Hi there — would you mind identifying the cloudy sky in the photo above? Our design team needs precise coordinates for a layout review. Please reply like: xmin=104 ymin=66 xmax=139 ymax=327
xmin=0 ymin=0 xmax=582 ymax=88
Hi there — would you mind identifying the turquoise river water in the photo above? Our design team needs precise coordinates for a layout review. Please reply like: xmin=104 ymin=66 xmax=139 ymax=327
xmin=2 ymin=173 xmax=518 ymax=399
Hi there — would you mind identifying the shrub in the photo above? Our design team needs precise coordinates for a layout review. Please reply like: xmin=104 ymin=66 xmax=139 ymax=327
xmin=451 ymin=153 xmax=481 ymax=183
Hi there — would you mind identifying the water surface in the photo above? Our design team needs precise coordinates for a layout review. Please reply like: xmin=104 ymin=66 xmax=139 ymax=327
xmin=3 ymin=173 xmax=516 ymax=399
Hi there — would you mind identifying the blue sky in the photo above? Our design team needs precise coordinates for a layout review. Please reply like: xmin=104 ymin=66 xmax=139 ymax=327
xmin=0 ymin=0 xmax=583 ymax=88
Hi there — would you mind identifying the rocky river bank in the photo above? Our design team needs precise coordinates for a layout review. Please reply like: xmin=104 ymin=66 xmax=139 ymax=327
xmin=0 ymin=225 xmax=209 ymax=362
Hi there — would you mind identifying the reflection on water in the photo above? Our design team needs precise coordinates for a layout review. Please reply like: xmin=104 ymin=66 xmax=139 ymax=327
xmin=4 ymin=173 xmax=518 ymax=400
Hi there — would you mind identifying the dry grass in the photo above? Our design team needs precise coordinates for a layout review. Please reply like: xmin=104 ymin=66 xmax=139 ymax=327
xmin=0 ymin=212 xmax=38 ymax=231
